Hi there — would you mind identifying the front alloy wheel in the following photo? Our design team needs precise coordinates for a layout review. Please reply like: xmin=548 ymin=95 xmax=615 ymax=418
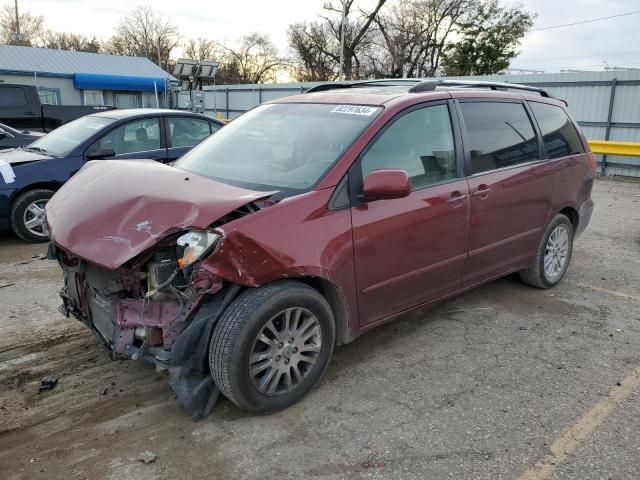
xmin=10 ymin=189 xmax=54 ymax=243
xmin=249 ymin=307 xmax=322 ymax=396
xmin=210 ymin=280 xmax=335 ymax=413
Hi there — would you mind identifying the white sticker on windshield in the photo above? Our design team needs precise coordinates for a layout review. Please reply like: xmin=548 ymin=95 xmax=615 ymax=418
xmin=331 ymin=105 xmax=377 ymax=116
xmin=0 ymin=160 xmax=15 ymax=184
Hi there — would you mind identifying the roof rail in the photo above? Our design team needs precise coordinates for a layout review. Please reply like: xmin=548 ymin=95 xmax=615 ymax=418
xmin=305 ymin=78 xmax=561 ymax=103
xmin=406 ymin=79 xmax=551 ymax=97
xmin=305 ymin=78 xmax=421 ymax=93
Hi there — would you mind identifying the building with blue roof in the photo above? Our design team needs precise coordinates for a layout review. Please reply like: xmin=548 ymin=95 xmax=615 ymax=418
xmin=0 ymin=45 xmax=175 ymax=108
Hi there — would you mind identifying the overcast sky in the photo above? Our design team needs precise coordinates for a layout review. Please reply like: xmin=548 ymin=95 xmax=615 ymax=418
xmin=18 ymin=0 xmax=640 ymax=73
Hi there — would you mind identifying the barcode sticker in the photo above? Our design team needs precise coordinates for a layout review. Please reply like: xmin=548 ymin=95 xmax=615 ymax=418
xmin=0 ymin=160 xmax=15 ymax=184
xmin=331 ymin=105 xmax=377 ymax=116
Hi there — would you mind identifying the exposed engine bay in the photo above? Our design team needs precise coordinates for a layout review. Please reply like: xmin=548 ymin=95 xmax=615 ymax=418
xmin=51 ymin=203 xmax=263 ymax=419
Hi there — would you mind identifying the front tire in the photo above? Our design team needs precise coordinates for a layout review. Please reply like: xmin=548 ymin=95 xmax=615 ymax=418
xmin=10 ymin=189 xmax=54 ymax=243
xmin=209 ymin=280 xmax=335 ymax=413
xmin=520 ymin=213 xmax=574 ymax=288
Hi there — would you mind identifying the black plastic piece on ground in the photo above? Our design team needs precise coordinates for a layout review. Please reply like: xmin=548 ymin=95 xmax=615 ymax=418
xmin=39 ymin=376 xmax=58 ymax=392
xmin=168 ymin=284 xmax=242 ymax=420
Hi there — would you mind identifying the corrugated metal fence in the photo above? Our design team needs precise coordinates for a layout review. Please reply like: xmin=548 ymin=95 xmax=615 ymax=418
xmin=202 ymin=71 xmax=640 ymax=177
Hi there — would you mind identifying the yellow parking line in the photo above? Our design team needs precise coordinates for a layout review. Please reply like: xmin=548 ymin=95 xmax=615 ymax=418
xmin=519 ymin=368 xmax=640 ymax=480
xmin=569 ymin=281 xmax=640 ymax=302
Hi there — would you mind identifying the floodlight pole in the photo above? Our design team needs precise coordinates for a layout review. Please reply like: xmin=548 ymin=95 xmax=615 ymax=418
xmin=339 ymin=3 xmax=346 ymax=81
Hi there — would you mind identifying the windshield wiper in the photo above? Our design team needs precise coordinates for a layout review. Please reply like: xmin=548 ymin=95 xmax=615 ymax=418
xmin=24 ymin=146 xmax=54 ymax=156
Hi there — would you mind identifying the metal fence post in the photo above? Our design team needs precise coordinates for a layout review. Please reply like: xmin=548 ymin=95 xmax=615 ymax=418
xmin=258 ymin=87 xmax=262 ymax=104
xmin=225 ymin=88 xmax=229 ymax=119
xmin=602 ymin=77 xmax=618 ymax=175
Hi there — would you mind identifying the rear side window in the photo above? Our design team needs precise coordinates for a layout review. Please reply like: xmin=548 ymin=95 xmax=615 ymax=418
xmin=168 ymin=117 xmax=216 ymax=148
xmin=460 ymin=102 xmax=539 ymax=174
xmin=0 ymin=87 xmax=28 ymax=108
xmin=361 ymin=104 xmax=457 ymax=189
xmin=529 ymin=102 xmax=584 ymax=159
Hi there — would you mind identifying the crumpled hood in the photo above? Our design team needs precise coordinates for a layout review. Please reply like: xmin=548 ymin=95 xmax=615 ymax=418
xmin=0 ymin=148 xmax=52 ymax=165
xmin=47 ymin=160 xmax=276 ymax=269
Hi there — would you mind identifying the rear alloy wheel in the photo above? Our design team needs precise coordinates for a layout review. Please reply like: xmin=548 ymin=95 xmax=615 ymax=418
xmin=520 ymin=213 xmax=574 ymax=288
xmin=209 ymin=280 xmax=335 ymax=413
xmin=10 ymin=189 xmax=54 ymax=243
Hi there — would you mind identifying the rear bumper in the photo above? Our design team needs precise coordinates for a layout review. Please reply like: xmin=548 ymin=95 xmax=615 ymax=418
xmin=576 ymin=198 xmax=594 ymax=238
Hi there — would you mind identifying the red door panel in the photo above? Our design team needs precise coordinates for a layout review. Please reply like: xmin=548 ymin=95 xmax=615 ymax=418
xmin=463 ymin=161 xmax=556 ymax=286
xmin=352 ymin=179 xmax=470 ymax=326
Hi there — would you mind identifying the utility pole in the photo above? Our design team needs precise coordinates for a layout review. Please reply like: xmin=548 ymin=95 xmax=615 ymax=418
xmin=157 ymin=36 xmax=162 ymax=71
xmin=338 ymin=2 xmax=346 ymax=81
xmin=14 ymin=0 xmax=21 ymax=44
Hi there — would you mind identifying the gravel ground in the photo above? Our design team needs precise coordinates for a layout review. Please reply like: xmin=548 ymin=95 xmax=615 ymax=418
xmin=0 ymin=178 xmax=639 ymax=480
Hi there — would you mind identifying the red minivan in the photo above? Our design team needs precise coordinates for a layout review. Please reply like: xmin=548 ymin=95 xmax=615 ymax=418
xmin=46 ymin=80 xmax=595 ymax=418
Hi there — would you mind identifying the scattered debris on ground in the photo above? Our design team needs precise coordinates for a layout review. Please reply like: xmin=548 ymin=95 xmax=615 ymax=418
xmin=137 ymin=451 xmax=157 ymax=464
xmin=38 ymin=376 xmax=58 ymax=392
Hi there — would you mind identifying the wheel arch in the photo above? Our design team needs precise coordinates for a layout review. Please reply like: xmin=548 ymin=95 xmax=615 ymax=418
xmin=283 ymin=276 xmax=351 ymax=346
xmin=10 ymin=181 xmax=63 ymax=205
xmin=558 ymin=205 xmax=579 ymax=230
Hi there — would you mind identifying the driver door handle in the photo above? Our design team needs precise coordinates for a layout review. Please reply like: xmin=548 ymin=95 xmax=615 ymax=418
xmin=447 ymin=192 xmax=468 ymax=206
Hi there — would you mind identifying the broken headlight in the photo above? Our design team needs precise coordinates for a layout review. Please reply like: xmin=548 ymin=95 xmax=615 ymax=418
xmin=176 ymin=230 xmax=221 ymax=268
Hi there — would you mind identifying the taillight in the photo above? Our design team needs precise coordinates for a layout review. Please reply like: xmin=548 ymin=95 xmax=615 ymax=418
xmin=587 ymin=152 xmax=597 ymax=172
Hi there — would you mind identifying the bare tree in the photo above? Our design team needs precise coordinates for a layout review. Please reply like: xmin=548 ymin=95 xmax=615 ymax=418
xmin=373 ymin=0 xmax=473 ymax=78
xmin=0 ymin=3 xmax=43 ymax=46
xmin=103 ymin=6 xmax=180 ymax=71
xmin=321 ymin=0 xmax=388 ymax=79
xmin=184 ymin=37 xmax=218 ymax=61
xmin=218 ymin=33 xmax=283 ymax=84
xmin=288 ymin=21 xmax=339 ymax=81
xmin=40 ymin=30 xmax=100 ymax=53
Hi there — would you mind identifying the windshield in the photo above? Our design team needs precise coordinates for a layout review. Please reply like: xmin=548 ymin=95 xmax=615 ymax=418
xmin=28 ymin=116 xmax=116 ymax=157
xmin=174 ymin=103 xmax=382 ymax=192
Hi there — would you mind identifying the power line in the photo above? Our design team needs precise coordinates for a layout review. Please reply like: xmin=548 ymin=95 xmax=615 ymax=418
xmin=517 ymin=51 xmax=640 ymax=62
xmin=529 ymin=10 xmax=640 ymax=32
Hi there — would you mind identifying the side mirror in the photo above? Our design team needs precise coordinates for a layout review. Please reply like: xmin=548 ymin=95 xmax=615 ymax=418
xmin=0 ymin=128 xmax=6 ymax=140
xmin=362 ymin=169 xmax=412 ymax=200
xmin=86 ymin=148 xmax=115 ymax=160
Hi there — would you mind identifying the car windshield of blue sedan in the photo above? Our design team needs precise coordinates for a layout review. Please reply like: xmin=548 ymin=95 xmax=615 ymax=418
xmin=26 ymin=116 xmax=116 ymax=157
xmin=174 ymin=103 xmax=382 ymax=191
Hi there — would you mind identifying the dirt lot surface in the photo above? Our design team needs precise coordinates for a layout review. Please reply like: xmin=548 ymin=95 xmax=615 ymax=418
xmin=1 ymin=178 xmax=639 ymax=480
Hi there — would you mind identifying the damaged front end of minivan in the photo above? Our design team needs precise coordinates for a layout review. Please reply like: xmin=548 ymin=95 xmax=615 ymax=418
xmin=46 ymin=160 xmax=278 ymax=419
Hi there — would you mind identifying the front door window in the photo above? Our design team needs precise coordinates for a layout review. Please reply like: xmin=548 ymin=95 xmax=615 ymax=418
xmin=361 ymin=104 xmax=457 ymax=188
xmin=87 ymin=118 xmax=161 ymax=156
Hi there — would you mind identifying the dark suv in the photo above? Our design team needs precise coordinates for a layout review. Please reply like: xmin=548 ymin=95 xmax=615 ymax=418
xmin=46 ymin=80 xmax=595 ymax=418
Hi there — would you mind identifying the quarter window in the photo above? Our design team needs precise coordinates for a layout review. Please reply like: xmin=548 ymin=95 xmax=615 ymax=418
xmin=88 ymin=118 xmax=161 ymax=155
xmin=529 ymin=102 xmax=584 ymax=159
xmin=460 ymin=102 xmax=539 ymax=174
xmin=361 ymin=104 xmax=457 ymax=189
xmin=168 ymin=117 xmax=218 ymax=148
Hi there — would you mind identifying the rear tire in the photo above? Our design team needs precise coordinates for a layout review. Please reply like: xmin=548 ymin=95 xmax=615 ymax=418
xmin=10 ymin=189 xmax=54 ymax=243
xmin=209 ymin=280 xmax=335 ymax=413
xmin=520 ymin=213 xmax=574 ymax=289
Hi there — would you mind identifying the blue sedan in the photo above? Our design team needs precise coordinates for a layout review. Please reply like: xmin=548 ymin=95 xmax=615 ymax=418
xmin=0 ymin=109 xmax=223 ymax=242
